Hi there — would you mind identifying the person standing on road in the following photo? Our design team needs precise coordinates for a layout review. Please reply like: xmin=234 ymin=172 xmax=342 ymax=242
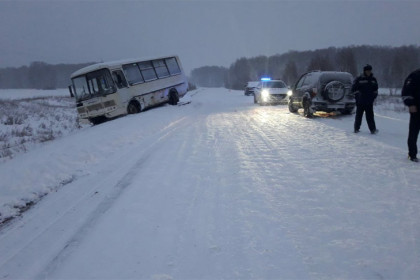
xmin=352 ymin=64 xmax=379 ymax=134
xmin=402 ymin=69 xmax=420 ymax=162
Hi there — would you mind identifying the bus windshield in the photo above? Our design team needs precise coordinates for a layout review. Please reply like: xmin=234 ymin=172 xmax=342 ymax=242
xmin=72 ymin=69 xmax=116 ymax=101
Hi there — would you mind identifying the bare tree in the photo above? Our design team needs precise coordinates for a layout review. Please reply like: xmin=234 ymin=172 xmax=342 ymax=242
xmin=307 ymin=55 xmax=333 ymax=72
xmin=190 ymin=66 xmax=227 ymax=87
xmin=336 ymin=48 xmax=357 ymax=76
xmin=283 ymin=60 xmax=298 ymax=86
xmin=226 ymin=57 xmax=251 ymax=89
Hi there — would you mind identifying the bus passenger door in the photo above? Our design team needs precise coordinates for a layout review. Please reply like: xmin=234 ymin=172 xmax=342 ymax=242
xmin=112 ymin=70 xmax=130 ymax=103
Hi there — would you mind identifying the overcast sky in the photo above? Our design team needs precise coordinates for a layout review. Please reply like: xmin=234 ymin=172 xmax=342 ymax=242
xmin=1 ymin=0 xmax=420 ymax=74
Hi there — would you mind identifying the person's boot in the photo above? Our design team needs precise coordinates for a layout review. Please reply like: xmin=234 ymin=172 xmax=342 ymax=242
xmin=408 ymin=155 xmax=419 ymax=162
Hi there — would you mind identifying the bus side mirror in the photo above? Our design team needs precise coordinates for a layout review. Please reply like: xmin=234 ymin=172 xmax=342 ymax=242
xmin=68 ymin=85 xmax=74 ymax=98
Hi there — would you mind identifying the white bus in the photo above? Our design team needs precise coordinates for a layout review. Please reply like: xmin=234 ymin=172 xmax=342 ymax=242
xmin=69 ymin=55 xmax=188 ymax=124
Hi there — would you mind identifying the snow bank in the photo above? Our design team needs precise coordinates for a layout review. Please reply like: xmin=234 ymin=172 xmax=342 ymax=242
xmin=0 ymin=90 xmax=195 ymax=224
xmin=0 ymin=94 xmax=83 ymax=163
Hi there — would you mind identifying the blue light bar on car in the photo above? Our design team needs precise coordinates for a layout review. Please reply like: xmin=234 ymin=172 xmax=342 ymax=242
xmin=261 ymin=77 xmax=271 ymax=81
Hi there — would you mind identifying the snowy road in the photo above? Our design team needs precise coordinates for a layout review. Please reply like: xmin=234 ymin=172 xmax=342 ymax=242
xmin=0 ymin=88 xmax=419 ymax=279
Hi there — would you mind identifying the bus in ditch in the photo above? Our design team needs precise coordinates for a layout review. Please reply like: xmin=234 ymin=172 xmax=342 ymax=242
xmin=69 ymin=55 xmax=188 ymax=124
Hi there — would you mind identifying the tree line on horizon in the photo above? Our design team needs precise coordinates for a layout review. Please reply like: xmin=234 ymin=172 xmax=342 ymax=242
xmin=0 ymin=61 xmax=95 ymax=90
xmin=190 ymin=45 xmax=420 ymax=90
xmin=1 ymin=45 xmax=419 ymax=91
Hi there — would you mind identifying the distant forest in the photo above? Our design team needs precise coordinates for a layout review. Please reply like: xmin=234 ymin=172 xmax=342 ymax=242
xmin=190 ymin=45 xmax=420 ymax=90
xmin=0 ymin=62 xmax=95 ymax=89
xmin=1 ymin=45 xmax=419 ymax=90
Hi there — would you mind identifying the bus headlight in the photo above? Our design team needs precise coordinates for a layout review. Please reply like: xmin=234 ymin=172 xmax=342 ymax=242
xmin=287 ymin=90 xmax=293 ymax=96
xmin=261 ymin=90 xmax=270 ymax=98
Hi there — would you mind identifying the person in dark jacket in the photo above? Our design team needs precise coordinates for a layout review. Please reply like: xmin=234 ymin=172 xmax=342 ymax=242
xmin=352 ymin=64 xmax=379 ymax=134
xmin=402 ymin=69 xmax=420 ymax=162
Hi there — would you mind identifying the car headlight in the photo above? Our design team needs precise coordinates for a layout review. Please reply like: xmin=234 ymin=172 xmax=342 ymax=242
xmin=287 ymin=90 xmax=293 ymax=96
xmin=261 ymin=90 xmax=269 ymax=98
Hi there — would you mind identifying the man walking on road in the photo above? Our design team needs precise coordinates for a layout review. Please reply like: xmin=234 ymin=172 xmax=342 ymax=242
xmin=402 ymin=69 xmax=420 ymax=162
xmin=352 ymin=64 xmax=379 ymax=134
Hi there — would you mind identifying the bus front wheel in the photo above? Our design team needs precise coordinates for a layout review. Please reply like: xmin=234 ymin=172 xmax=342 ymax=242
xmin=89 ymin=116 xmax=107 ymax=125
xmin=127 ymin=100 xmax=141 ymax=114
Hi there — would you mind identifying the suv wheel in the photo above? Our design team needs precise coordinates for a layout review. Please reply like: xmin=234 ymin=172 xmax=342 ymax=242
xmin=288 ymin=98 xmax=298 ymax=113
xmin=303 ymin=97 xmax=313 ymax=118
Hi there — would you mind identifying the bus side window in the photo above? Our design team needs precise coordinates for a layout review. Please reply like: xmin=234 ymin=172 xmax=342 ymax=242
xmin=138 ymin=61 xmax=157 ymax=82
xmin=153 ymin=59 xmax=170 ymax=78
xmin=165 ymin=57 xmax=181 ymax=75
xmin=112 ymin=70 xmax=128 ymax=88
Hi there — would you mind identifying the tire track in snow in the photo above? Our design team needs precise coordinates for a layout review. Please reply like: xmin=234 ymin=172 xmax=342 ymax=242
xmin=179 ymin=110 xmax=312 ymax=279
xmin=0 ymin=116 xmax=192 ymax=280
xmin=37 ymin=116 xmax=193 ymax=280
xmin=238 ymin=106 xmax=420 ymax=279
xmin=233 ymin=108 xmax=314 ymax=275
xmin=110 ymin=110 xmax=312 ymax=279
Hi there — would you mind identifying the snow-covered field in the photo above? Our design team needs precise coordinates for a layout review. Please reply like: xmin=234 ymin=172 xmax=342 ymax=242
xmin=0 ymin=89 xmax=70 ymax=100
xmin=0 ymin=89 xmax=83 ymax=162
xmin=0 ymin=88 xmax=419 ymax=279
xmin=378 ymin=87 xmax=401 ymax=96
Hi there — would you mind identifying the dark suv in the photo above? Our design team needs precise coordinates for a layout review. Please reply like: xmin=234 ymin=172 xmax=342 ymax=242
xmin=288 ymin=71 xmax=355 ymax=117
xmin=244 ymin=81 xmax=259 ymax=96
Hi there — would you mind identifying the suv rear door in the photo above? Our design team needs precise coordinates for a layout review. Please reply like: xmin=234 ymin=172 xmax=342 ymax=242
xmin=293 ymin=74 xmax=310 ymax=102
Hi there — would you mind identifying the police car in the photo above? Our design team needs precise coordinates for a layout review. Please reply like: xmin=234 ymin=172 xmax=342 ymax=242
xmin=253 ymin=78 xmax=292 ymax=105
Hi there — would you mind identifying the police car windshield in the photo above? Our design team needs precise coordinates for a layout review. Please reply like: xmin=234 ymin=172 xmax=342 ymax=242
xmin=262 ymin=81 xmax=287 ymax=88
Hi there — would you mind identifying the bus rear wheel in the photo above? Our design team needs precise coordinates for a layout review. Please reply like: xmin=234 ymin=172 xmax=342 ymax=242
xmin=168 ymin=90 xmax=179 ymax=105
xmin=127 ymin=100 xmax=141 ymax=114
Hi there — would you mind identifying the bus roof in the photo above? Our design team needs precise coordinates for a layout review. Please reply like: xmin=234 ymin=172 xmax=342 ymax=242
xmin=70 ymin=55 xmax=180 ymax=78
